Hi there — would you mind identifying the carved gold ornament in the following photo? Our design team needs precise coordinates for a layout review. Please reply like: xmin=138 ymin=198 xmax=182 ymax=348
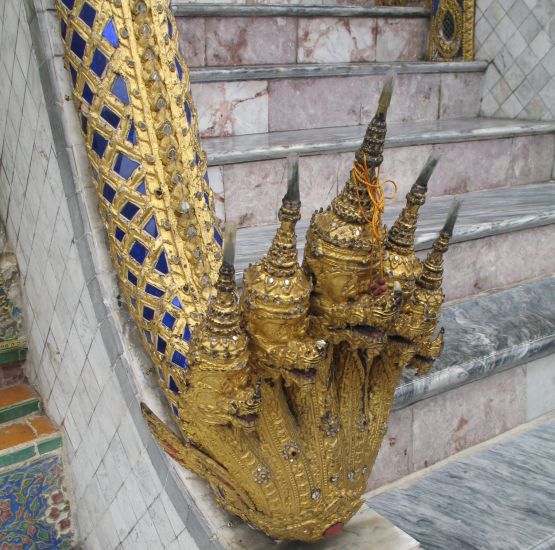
xmin=55 ymin=0 xmax=459 ymax=541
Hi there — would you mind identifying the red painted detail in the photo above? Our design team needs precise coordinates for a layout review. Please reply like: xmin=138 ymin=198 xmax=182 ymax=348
xmin=325 ymin=522 xmax=344 ymax=537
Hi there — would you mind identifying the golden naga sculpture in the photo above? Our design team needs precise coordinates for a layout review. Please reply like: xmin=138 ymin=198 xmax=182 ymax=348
xmin=55 ymin=0 xmax=459 ymax=541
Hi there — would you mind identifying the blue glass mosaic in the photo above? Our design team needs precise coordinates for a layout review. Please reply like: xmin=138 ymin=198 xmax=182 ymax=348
xmin=157 ymin=337 xmax=167 ymax=354
xmin=70 ymin=32 xmax=86 ymax=59
xmin=79 ymin=3 xmax=96 ymax=28
xmin=172 ymin=296 xmax=183 ymax=310
xmin=169 ymin=376 xmax=179 ymax=394
xmin=175 ymin=57 xmax=183 ymax=80
xmin=100 ymin=106 xmax=120 ymax=128
xmin=127 ymin=122 xmax=137 ymax=145
xmin=172 ymin=404 xmax=179 ymax=417
xmin=168 ymin=19 xmax=173 ymax=38
xmin=185 ymin=100 xmax=192 ymax=124
xmin=155 ymin=250 xmax=169 ymax=275
xmin=115 ymin=227 xmax=125 ymax=242
xmin=91 ymin=132 xmax=108 ymax=158
xmin=60 ymin=20 xmax=67 ymax=40
xmin=145 ymin=284 xmax=164 ymax=298
xmin=102 ymin=182 xmax=116 ymax=203
xmin=61 ymin=0 xmax=75 ymax=9
xmin=214 ymin=228 xmax=223 ymax=247
xmin=183 ymin=324 xmax=191 ymax=342
xmin=69 ymin=65 xmax=77 ymax=87
xmin=111 ymin=76 xmax=129 ymax=105
xmin=143 ymin=216 xmax=158 ymax=238
xmin=129 ymin=241 xmax=148 ymax=264
xmin=102 ymin=19 xmax=119 ymax=48
xmin=127 ymin=270 xmax=138 ymax=285
xmin=90 ymin=49 xmax=108 ymax=78
xmin=82 ymin=82 xmax=94 ymax=104
xmin=0 ymin=455 xmax=73 ymax=549
xmin=120 ymin=201 xmax=140 ymax=221
xmin=113 ymin=153 xmax=140 ymax=180
xmin=162 ymin=312 xmax=176 ymax=330
xmin=143 ymin=306 xmax=155 ymax=321
xmin=80 ymin=115 xmax=88 ymax=134
xmin=136 ymin=181 xmax=146 ymax=195
xmin=172 ymin=350 xmax=188 ymax=369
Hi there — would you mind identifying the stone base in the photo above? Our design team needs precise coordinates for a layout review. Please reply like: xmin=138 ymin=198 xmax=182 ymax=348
xmin=276 ymin=505 xmax=420 ymax=549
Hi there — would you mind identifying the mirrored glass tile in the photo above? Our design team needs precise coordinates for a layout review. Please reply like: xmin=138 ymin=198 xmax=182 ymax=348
xmin=169 ymin=376 xmax=179 ymax=394
xmin=162 ymin=312 xmax=176 ymax=330
xmin=61 ymin=0 xmax=75 ymax=9
xmin=80 ymin=114 xmax=88 ymax=134
xmin=172 ymin=350 xmax=188 ymax=369
xmin=145 ymin=330 xmax=153 ymax=345
xmin=127 ymin=121 xmax=136 ymax=144
xmin=136 ymin=181 xmax=146 ymax=195
xmin=155 ymin=250 xmax=169 ymax=274
xmin=102 ymin=182 xmax=116 ymax=203
xmin=70 ymin=32 xmax=86 ymax=59
xmin=82 ymin=82 xmax=94 ymax=104
xmin=102 ymin=19 xmax=119 ymax=48
xmin=130 ymin=241 xmax=148 ymax=264
xmin=111 ymin=75 xmax=129 ymax=105
xmin=127 ymin=270 xmax=138 ymax=285
xmin=143 ymin=216 xmax=158 ymax=238
xmin=172 ymin=404 xmax=179 ymax=417
xmin=171 ymin=296 xmax=182 ymax=310
xmin=115 ymin=226 xmax=125 ymax=241
xmin=60 ymin=19 xmax=67 ymax=40
xmin=185 ymin=100 xmax=192 ymax=124
xmin=120 ymin=201 xmax=140 ymax=221
xmin=143 ymin=306 xmax=155 ymax=321
xmin=100 ymin=106 xmax=120 ymax=128
xmin=175 ymin=57 xmax=183 ymax=80
xmin=79 ymin=3 xmax=96 ymax=28
xmin=157 ymin=336 xmax=167 ymax=354
xmin=183 ymin=324 xmax=191 ymax=342
xmin=70 ymin=65 xmax=77 ymax=87
xmin=214 ymin=228 xmax=223 ymax=247
xmin=145 ymin=283 xmax=164 ymax=297
xmin=113 ymin=152 xmax=140 ymax=180
xmin=90 ymin=49 xmax=108 ymax=78
xmin=92 ymin=132 xmax=108 ymax=158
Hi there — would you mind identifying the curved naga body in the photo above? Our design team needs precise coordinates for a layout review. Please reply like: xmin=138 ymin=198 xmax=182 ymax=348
xmin=55 ymin=0 xmax=458 ymax=541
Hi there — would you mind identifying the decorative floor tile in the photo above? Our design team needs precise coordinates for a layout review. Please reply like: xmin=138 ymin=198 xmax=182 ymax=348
xmin=0 ymin=455 xmax=74 ymax=549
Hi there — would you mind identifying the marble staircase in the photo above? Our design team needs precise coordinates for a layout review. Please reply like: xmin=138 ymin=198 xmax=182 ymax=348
xmin=174 ymin=1 xmax=555 ymax=494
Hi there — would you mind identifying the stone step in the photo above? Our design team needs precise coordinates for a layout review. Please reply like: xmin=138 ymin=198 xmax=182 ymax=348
xmin=0 ymin=415 xmax=62 ymax=470
xmin=0 ymin=384 xmax=40 ymax=424
xmin=205 ymin=118 xmax=555 ymax=227
xmin=191 ymin=61 xmax=486 ymax=137
xmin=366 ymin=414 xmax=555 ymax=549
xmin=175 ymin=5 xmax=430 ymax=67
xmin=368 ymin=275 xmax=555 ymax=490
xmin=235 ymin=181 xmax=555 ymax=302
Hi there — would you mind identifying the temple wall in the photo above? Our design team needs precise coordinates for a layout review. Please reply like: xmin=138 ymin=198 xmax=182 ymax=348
xmin=476 ymin=0 xmax=555 ymax=121
xmin=0 ymin=1 xmax=211 ymax=547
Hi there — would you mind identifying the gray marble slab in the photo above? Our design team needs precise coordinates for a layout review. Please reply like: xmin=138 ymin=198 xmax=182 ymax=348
xmin=235 ymin=180 xmax=555 ymax=279
xmin=366 ymin=416 xmax=555 ymax=550
xmin=171 ymin=3 xmax=429 ymax=18
xmin=204 ymin=118 xmax=555 ymax=165
xmin=190 ymin=61 xmax=487 ymax=83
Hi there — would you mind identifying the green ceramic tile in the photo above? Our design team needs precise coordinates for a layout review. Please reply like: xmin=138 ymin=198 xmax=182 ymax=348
xmin=37 ymin=437 xmax=62 ymax=455
xmin=0 ymin=399 xmax=40 ymax=424
xmin=0 ymin=446 xmax=36 ymax=469
xmin=0 ymin=348 xmax=27 ymax=366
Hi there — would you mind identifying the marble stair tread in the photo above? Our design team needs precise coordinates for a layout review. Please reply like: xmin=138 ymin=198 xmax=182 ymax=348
xmin=203 ymin=117 xmax=555 ymax=165
xmin=365 ymin=415 xmax=555 ymax=550
xmin=171 ymin=3 xmax=430 ymax=17
xmin=0 ymin=384 xmax=40 ymax=424
xmin=190 ymin=60 xmax=487 ymax=83
xmin=235 ymin=180 xmax=555 ymax=279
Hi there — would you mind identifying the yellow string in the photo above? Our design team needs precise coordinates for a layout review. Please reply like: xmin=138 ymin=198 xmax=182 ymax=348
xmin=352 ymin=155 xmax=397 ymax=278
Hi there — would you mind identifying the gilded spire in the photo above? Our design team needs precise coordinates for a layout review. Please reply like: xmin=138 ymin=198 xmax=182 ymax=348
xmin=386 ymin=153 xmax=439 ymax=254
xmin=418 ymin=199 xmax=461 ymax=291
xmin=264 ymin=156 xmax=302 ymax=276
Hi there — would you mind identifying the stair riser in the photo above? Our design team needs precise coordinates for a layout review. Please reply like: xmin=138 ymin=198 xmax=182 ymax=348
xmin=0 ymin=362 xmax=25 ymax=388
xmin=177 ymin=16 xmax=428 ymax=67
xmin=217 ymin=134 xmax=555 ymax=227
xmin=192 ymin=71 xmax=483 ymax=137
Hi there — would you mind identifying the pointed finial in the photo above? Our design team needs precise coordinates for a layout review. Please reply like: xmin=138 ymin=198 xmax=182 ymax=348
xmin=377 ymin=72 xmax=395 ymax=119
xmin=441 ymin=198 xmax=461 ymax=238
xmin=223 ymin=223 xmax=237 ymax=267
xmin=284 ymin=155 xmax=300 ymax=204
xmin=413 ymin=153 xmax=440 ymax=193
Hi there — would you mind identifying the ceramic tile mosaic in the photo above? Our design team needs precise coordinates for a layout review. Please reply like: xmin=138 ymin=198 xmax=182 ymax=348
xmin=0 ymin=455 xmax=74 ymax=549
xmin=476 ymin=0 xmax=555 ymax=121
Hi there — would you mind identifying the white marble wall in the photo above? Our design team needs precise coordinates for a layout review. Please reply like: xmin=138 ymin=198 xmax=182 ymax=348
xmin=476 ymin=0 xmax=555 ymax=121
xmin=0 ymin=1 xmax=206 ymax=548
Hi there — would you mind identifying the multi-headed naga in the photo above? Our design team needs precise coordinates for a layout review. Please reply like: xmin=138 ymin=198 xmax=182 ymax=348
xmin=55 ymin=0 xmax=458 ymax=541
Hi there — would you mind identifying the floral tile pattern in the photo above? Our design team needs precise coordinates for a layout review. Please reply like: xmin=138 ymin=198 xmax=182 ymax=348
xmin=0 ymin=455 xmax=74 ymax=549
